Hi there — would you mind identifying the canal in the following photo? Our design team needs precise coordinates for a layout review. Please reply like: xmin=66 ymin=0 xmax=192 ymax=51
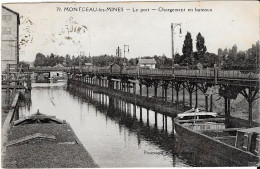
xmin=19 ymin=82 xmax=192 ymax=167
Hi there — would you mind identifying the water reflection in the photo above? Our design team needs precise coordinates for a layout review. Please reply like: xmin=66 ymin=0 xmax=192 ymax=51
xmin=67 ymin=84 xmax=192 ymax=167
xmin=68 ymin=85 xmax=175 ymax=135
xmin=19 ymin=82 xmax=191 ymax=167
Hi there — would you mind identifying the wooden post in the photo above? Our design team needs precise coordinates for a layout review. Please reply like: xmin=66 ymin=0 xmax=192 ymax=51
xmin=189 ymin=91 xmax=192 ymax=108
xmin=139 ymin=84 xmax=142 ymax=96
xmin=146 ymin=85 xmax=149 ymax=97
xmin=162 ymin=114 xmax=165 ymax=131
xmin=172 ymin=83 xmax=174 ymax=102
xmin=147 ymin=109 xmax=149 ymax=125
xmin=224 ymin=98 xmax=227 ymax=116
xmin=140 ymin=106 xmax=143 ymax=122
xmin=128 ymin=82 xmax=131 ymax=93
xmin=165 ymin=116 xmax=168 ymax=132
xmin=248 ymin=87 xmax=253 ymax=126
xmin=205 ymin=95 xmax=208 ymax=111
xmin=165 ymin=87 xmax=167 ymax=102
xmin=162 ymin=86 xmax=164 ymax=101
xmin=195 ymin=85 xmax=198 ymax=108
xmin=210 ymin=94 xmax=213 ymax=112
xmin=249 ymin=100 xmax=253 ymax=126
xmin=133 ymin=103 xmax=136 ymax=118
xmin=183 ymin=86 xmax=185 ymax=107
xmin=154 ymin=85 xmax=157 ymax=97
xmin=171 ymin=117 xmax=175 ymax=133
xmin=6 ymin=64 xmax=11 ymax=108
xmin=176 ymin=89 xmax=179 ymax=108
xmin=133 ymin=83 xmax=136 ymax=95
xmin=227 ymin=98 xmax=231 ymax=118
xmin=155 ymin=112 xmax=158 ymax=127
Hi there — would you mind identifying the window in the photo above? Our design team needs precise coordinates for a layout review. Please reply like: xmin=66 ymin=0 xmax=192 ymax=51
xmin=243 ymin=133 xmax=249 ymax=151
xmin=2 ymin=15 xmax=11 ymax=21
xmin=2 ymin=27 xmax=11 ymax=35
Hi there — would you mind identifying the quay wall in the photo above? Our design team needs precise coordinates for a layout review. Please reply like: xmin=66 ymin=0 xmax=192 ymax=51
xmin=2 ymin=92 xmax=20 ymax=158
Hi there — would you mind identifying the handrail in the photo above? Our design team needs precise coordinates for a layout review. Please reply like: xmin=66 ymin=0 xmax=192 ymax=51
xmin=31 ymin=67 xmax=259 ymax=80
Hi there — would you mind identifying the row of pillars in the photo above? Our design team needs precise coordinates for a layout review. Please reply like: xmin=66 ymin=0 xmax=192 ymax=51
xmin=69 ymin=75 xmax=214 ymax=111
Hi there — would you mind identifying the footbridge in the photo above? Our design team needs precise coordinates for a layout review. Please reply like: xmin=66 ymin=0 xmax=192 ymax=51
xmin=68 ymin=66 xmax=259 ymax=126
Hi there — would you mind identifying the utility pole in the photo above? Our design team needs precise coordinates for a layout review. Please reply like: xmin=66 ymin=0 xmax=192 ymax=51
xmin=171 ymin=23 xmax=182 ymax=73
xmin=123 ymin=45 xmax=130 ymax=66
xmin=116 ymin=46 xmax=121 ymax=57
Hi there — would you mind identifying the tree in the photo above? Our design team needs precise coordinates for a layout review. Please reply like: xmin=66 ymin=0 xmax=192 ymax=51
xmin=65 ymin=54 xmax=72 ymax=66
xmin=196 ymin=32 xmax=207 ymax=54
xmin=58 ymin=56 xmax=65 ymax=64
xmin=19 ymin=61 xmax=30 ymax=68
xmin=246 ymin=43 xmax=259 ymax=71
xmin=236 ymin=51 xmax=246 ymax=69
xmin=204 ymin=52 xmax=218 ymax=68
xmin=34 ymin=53 xmax=46 ymax=67
xmin=195 ymin=33 xmax=207 ymax=67
xmin=217 ymin=48 xmax=223 ymax=57
xmin=230 ymin=44 xmax=238 ymax=57
xmin=49 ymin=53 xmax=56 ymax=66
xmin=128 ymin=58 xmax=138 ymax=66
xmin=224 ymin=44 xmax=237 ymax=69
xmin=71 ymin=55 xmax=76 ymax=66
xmin=182 ymin=32 xmax=193 ymax=64
xmin=217 ymin=48 xmax=224 ymax=67
xmin=174 ymin=53 xmax=181 ymax=64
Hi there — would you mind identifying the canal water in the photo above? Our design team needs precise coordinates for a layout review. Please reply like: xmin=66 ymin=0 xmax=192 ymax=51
xmin=19 ymin=82 xmax=192 ymax=167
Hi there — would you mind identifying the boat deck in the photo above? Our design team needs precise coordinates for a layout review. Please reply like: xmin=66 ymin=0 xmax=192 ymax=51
xmin=3 ymin=123 xmax=98 ymax=168
xmin=201 ymin=129 xmax=238 ymax=147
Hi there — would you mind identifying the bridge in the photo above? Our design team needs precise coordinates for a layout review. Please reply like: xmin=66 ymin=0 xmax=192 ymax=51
xmin=66 ymin=66 xmax=259 ymax=126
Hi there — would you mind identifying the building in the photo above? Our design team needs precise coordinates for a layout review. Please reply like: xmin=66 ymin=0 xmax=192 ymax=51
xmin=84 ymin=63 xmax=93 ymax=69
xmin=1 ymin=6 xmax=20 ymax=72
xmin=110 ymin=62 xmax=121 ymax=74
xmin=138 ymin=58 xmax=156 ymax=69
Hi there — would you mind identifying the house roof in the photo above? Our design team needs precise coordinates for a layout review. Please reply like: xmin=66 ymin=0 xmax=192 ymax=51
xmin=138 ymin=58 xmax=156 ymax=64
xmin=2 ymin=6 xmax=20 ymax=25
xmin=54 ymin=64 xmax=65 ymax=67
xmin=109 ymin=62 xmax=122 ymax=67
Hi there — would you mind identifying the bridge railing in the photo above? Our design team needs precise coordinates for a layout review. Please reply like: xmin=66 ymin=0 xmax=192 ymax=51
xmin=31 ymin=67 xmax=70 ymax=72
xmin=92 ymin=68 xmax=259 ymax=80
xmin=64 ymin=66 xmax=260 ymax=80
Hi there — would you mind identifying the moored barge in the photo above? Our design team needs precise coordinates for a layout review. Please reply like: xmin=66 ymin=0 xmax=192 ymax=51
xmin=174 ymin=108 xmax=260 ymax=166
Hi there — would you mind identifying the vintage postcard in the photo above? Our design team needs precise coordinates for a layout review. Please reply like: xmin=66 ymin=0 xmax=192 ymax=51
xmin=1 ymin=1 xmax=259 ymax=168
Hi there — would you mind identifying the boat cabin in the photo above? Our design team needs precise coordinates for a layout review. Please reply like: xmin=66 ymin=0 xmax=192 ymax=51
xmin=177 ymin=108 xmax=226 ymax=131
xmin=177 ymin=108 xmax=218 ymax=120
xmin=235 ymin=127 xmax=260 ymax=156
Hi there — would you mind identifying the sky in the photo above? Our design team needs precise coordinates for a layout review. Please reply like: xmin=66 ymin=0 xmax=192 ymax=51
xmin=2 ymin=1 xmax=259 ymax=62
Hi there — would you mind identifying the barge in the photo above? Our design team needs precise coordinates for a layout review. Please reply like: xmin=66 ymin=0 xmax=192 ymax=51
xmin=174 ymin=108 xmax=260 ymax=166
xmin=3 ymin=110 xmax=98 ymax=168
